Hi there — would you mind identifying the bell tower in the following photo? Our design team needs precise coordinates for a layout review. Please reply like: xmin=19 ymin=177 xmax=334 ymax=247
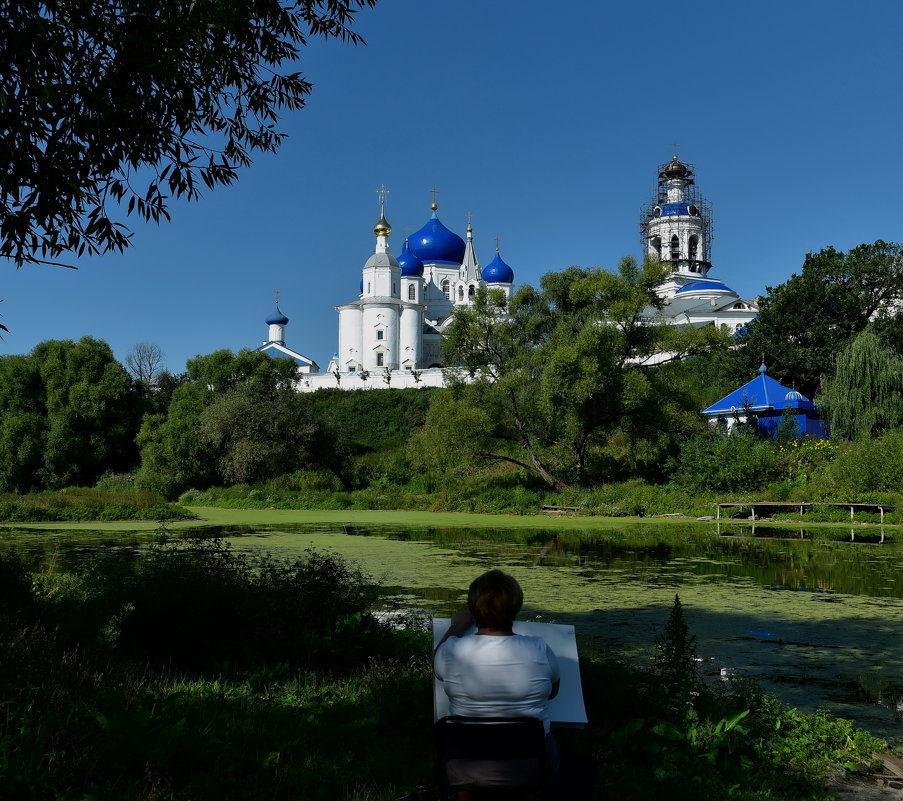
xmin=641 ymin=155 xmax=712 ymax=279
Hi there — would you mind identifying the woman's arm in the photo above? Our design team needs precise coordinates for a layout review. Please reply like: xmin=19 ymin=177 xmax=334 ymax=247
xmin=434 ymin=610 xmax=475 ymax=657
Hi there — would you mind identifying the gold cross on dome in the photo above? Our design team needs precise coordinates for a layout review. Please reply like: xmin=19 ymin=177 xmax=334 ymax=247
xmin=430 ymin=187 xmax=439 ymax=205
xmin=494 ymin=236 xmax=501 ymax=251
xmin=377 ymin=184 xmax=390 ymax=211
xmin=670 ymin=142 xmax=681 ymax=158
xmin=274 ymin=288 xmax=280 ymax=305
xmin=465 ymin=211 xmax=473 ymax=225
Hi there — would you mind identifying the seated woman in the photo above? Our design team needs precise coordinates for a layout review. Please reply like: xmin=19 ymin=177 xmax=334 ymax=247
xmin=434 ymin=569 xmax=560 ymax=788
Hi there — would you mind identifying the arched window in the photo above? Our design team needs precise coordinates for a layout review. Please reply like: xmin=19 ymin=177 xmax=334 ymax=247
xmin=688 ymin=235 xmax=698 ymax=263
xmin=376 ymin=353 xmax=384 ymax=367
xmin=468 ymin=285 xmax=475 ymax=297
xmin=458 ymin=286 xmax=464 ymax=301
xmin=408 ymin=284 xmax=415 ymax=300
xmin=442 ymin=279 xmax=450 ymax=300
xmin=651 ymin=237 xmax=662 ymax=260
xmin=670 ymin=235 xmax=680 ymax=261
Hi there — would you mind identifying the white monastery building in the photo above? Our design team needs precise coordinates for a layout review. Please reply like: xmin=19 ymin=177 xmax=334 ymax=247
xmin=260 ymin=157 xmax=759 ymax=390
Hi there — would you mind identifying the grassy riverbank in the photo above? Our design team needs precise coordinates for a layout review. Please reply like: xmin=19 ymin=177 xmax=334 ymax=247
xmin=0 ymin=487 xmax=195 ymax=523
xmin=5 ymin=505 xmax=900 ymax=537
xmin=0 ymin=537 xmax=892 ymax=801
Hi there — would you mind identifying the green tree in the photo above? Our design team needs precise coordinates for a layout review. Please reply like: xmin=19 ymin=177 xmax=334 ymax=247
xmin=416 ymin=259 xmax=727 ymax=490
xmin=0 ymin=338 xmax=140 ymax=490
xmin=200 ymin=383 xmax=353 ymax=488
xmin=1 ymin=0 xmax=376 ymax=267
xmin=816 ymin=328 xmax=903 ymax=440
xmin=136 ymin=349 xmax=297 ymax=495
xmin=741 ymin=241 xmax=903 ymax=396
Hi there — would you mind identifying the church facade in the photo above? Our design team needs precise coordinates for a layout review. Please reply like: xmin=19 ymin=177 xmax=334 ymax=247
xmin=263 ymin=157 xmax=760 ymax=391
xmin=296 ymin=196 xmax=515 ymax=391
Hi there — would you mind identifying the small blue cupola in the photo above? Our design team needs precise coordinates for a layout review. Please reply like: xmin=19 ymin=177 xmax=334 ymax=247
xmin=397 ymin=237 xmax=425 ymax=277
xmin=701 ymin=363 xmax=826 ymax=439
xmin=482 ymin=250 xmax=515 ymax=284
xmin=409 ymin=202 xmax=466 ymax=265
xmin=266 ymin=306 xmax=289 ymax=326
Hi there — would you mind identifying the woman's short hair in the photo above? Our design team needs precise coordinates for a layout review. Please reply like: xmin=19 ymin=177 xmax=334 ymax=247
xmin=468 ymin=570 xmax=523 ymax=629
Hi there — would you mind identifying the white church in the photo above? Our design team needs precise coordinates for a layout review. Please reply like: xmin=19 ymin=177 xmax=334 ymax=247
xmin=258 ymin=157 xmax=759 ymax=391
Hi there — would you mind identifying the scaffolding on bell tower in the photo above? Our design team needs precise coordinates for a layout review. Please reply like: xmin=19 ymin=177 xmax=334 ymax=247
xmin=640 ymin=155 xmax=714 ymax=276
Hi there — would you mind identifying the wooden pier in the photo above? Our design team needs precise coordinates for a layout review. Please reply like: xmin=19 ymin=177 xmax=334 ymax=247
xmin=717 ymin=501 xmax=894 ymax=524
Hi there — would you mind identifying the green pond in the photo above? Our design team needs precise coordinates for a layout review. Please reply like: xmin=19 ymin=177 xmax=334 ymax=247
xmin=3 ymin=519 xmax=902 ymax=740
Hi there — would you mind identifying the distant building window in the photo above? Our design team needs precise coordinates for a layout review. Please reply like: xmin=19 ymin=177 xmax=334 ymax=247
xmin=468 ymin=285 xmax=475 ymax=297
xmin=367 ymin=282 xmax=371 ymax=294
xmin=393 ymin=283 xmax=396 ymax=294
xmin=670 ymin=235 xmax=680 ymax=261
xmin=376 ymin=330 xmax=384 ymax=340
xmin=733 ymin=302 xmax=745 ymax=310
xmin=688 ymin=235 xmax=698 ymax=262
xmin=458 ymin=286 xmax=464 ymax=301
xmin=376 ymin=353 xmax=384 ymax=367
xmin=442 ymin=279 xmax=450 ymax=299
xmin=408 ymin=284 xmax=415 ymax=300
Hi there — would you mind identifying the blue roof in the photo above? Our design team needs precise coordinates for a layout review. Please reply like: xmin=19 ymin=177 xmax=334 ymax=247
xmin=661 ymin=202 xmax=691 ymax=216
xmin=676 ymin=279 xmax=736 ymax=295
xmin=396 ymin=239 xmax=425 ymax=277
xmin=482 ymin=251 xmax=514 ymax=284
xmin=266 ymin=306 xmax=289 ymax=326
xmin=703 ymin=365 xmax=814 ymax=415
xmin=409 ymin=212 xmax=466 ymax=265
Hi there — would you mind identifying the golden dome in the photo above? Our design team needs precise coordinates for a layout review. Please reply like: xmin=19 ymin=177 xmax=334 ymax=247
xmin=373 ymin=213 xmax=391 ymax=237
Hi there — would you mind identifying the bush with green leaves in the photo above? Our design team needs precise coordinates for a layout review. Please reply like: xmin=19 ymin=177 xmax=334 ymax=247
xmin=674 ymin=427 xmax=782 ymax=493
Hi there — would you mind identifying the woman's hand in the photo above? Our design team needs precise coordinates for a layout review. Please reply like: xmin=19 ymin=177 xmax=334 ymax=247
xmin=448 ymin=610 xmax=475 ymax=634
xmin=435 ymin=610 xmax=476 ymax=656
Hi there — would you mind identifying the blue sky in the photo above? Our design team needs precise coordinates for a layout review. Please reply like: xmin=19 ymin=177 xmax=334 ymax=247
xmin=3 ymin=0 xmax=902 ymax=372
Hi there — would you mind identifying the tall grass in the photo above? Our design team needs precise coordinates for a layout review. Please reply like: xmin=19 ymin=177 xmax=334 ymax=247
xmin=0 ymin=486 xmax=193 ymax=522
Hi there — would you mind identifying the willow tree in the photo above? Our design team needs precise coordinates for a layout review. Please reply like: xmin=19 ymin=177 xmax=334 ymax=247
xmin=816 ymin=328 xmax=903 ymax=440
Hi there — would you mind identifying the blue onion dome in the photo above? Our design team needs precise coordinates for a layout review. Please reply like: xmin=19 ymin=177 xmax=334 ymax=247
xmin=409 ymin=205 xmax=466 ymax=265
xmin=482 ymin=250 xmax=514 ymax=284
xmin=676 ymin=279 xmax=736 ymax=295
xmin=266 ymin=306 xmax=289 ymax=325
xmin=396 ymin=237 xmax=424 ymax=277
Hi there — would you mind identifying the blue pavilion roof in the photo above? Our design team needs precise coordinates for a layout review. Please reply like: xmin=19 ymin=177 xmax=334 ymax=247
xmin=676 ymin=279 xmax=736 ymax=295
xmin=482 ymin=251 xmax=514 ymax=284
xmin=409 ymin=212 xmax=466 ymax=265
xmin=396 ymin=239 xmax=425 ymax=277
xmin=703 ymin=366 xmax=814 ymax=415
xmin=266 ymin=306 xmax=289 ymax=326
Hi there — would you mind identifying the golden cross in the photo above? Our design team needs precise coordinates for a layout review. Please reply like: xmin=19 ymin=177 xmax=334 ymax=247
xmin=430 ymin=187 xmax=439 ymax=205
xmin=670 ymin=142 xmax=680 ymax=158
xmin=377 ymin=184 xmax=389 ymax=212
xmin=494 ymin=236 xmax=501 ymax=251
xmin=465 ymin=211 xmax=473 ymax=226
xmin=274 ymin=288 xmax=280 ymax=305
